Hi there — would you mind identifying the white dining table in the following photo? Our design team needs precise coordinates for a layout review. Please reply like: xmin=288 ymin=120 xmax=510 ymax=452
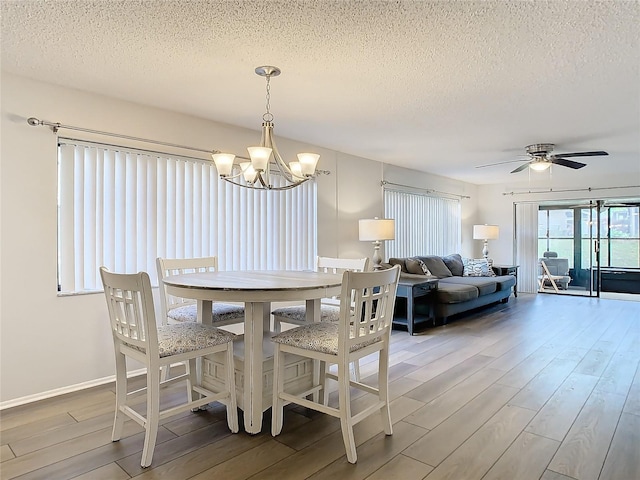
xmin=162 ymin=270 xmax=342 ymax=434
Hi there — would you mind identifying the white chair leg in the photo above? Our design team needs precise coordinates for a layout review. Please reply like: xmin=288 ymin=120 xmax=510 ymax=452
xmin=273 ymin=315 xmax=282 ymax=334
xmin=350 ymin=360 xmax=361 ymax=382
xmin=271 ymin=344 xmax=285 ymax=436
xmin=337 ymin=360 xmax=357 ymax=464
xmin=112 ymin=352 xmax=127 ymax=441
xmin=225 ymin=343 xmax=239 ymax=433
xmin=319 ymin=360 xmax=329 ymax=405
xmin=160 ymin=364 xmax=170 ymax=382
xmin=378 ymin=349 xmax=393 ymax=436
xmin=186 ymin=358 xmax=199 ymax=408
xmin=141 ymin=367 xmax=161 ymax=468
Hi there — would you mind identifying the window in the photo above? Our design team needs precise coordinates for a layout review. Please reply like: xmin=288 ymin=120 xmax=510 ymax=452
xmin=538 ymin=208 xmax=575 ymax=268
xmin=58 ymin=139 xmax=317 ymax=293
xmin=383 ymin=189 xmax=461 ymax=259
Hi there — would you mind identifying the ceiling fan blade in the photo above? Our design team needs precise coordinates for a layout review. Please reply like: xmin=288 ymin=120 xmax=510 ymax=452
xmin=555 ymin=151 xmax=608 ymax=158
xmin=551 ymin=158 xmax=586 ymax=169
xmin=476 ymin=159 xmax=528 ymax=169
xmin=510 ymin=163 xmax=531 ymax=173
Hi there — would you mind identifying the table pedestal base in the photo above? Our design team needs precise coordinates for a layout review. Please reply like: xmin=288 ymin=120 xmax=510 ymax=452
xmin=202 ymin=343 xmax=314 ymax=428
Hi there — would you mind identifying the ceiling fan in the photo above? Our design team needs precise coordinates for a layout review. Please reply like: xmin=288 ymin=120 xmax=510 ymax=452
xmin=477 ymin=143 xmax=608 ymax=173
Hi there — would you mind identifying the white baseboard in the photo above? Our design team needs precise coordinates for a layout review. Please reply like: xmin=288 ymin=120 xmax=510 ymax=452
xmin=0 ymin=368 xmax=148 ymax=410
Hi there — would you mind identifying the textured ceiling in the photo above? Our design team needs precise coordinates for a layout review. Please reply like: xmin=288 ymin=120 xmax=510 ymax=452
xmin=2 ymin=0 xmax=639 ymax=185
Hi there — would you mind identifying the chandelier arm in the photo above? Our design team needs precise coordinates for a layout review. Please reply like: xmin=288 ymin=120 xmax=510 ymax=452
xmin=221 ymin=175 xmax=308 ymax=191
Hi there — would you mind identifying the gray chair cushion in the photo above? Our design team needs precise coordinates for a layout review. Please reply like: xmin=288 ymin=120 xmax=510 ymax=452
xmin=271 ymin=304 xmax=341 ymax=323
xmin=271 ymin=322 xmax=379 ymax=355
xmin=167 ymin=303 xmax=245 ymax=323
xmin=126 ymin=323 xmax=237 ymax=358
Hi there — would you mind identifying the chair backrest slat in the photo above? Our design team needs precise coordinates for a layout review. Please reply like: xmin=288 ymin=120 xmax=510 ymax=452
xmin=100 ymin=267 xmax=157 ymax=355
xmin=338 ymin=266 xmax=400 ymax=350
xmin=316 ymin=257 xmax=370 ymax=305
xmin=316 ymin=256 xmax=369 ymax=274
xmin=156 ymin=257 xmax=219 ymax=324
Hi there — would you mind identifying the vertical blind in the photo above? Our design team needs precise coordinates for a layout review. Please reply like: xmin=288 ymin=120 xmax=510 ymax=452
xmin=514 ymin=202 xmax=539 ymax=293
xmin=384 ymin=189 xmax=461 ymax=259
xmin=58 ymin=140 xmax=317 ymax=293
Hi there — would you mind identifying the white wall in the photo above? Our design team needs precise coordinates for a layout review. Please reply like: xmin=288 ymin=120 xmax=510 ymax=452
xmin=1 ymin=72 xmax=481 ymax=405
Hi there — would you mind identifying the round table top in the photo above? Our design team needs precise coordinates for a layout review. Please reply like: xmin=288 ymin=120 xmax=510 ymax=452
xmin=162 ymin=270 xmax=343 ymax=292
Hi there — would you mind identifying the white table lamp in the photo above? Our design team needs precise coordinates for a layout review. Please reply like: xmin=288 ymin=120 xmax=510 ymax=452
xmin=473 ymin=224 xmax=499 ymax=262
xmin=359 ymin=218 xmax=395 ymax=270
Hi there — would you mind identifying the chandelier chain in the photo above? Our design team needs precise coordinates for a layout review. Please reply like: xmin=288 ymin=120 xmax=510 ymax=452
xmin=263 ymin=75 xmax=274 ymax=123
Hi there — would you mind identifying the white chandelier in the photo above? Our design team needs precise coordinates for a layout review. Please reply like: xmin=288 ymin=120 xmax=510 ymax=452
xmin=212 ymin=66 xmax=320 ymax=191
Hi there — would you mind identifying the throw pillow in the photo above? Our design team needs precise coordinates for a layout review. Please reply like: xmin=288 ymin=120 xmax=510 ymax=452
xmin=463 ymin=258 xmax=496 ymax=277
xmin=406 ymin=257 xmax=432 ymax=276
xmin=420 ymin=256 xmax=453 ymax=278
xmin=442 ymin=253 xmax=464 ymax=276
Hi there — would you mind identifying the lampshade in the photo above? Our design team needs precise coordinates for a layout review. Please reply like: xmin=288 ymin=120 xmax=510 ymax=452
xmin=297 ymin=153 xmax=320 ymax=176
xmin=289 ymin=161 xmax=303 ymax=179
xmin=359 ymin=218 xmax=395 ymax=241
xmin=211 ymin=153 xmax=235 ymax=177
xmin=247 ymin=146 xmax=272 ymax=171
xmin=240 ymin=162 xmax=258 ymax=183
xmin=473 ymin=224 xmax=499 ymax=240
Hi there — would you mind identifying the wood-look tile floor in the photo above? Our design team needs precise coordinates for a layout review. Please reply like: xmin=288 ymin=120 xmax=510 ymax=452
xmin=1 ymin=293 xmax=639 ymax=480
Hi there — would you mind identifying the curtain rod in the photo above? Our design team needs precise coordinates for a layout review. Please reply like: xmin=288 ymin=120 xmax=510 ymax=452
xmin=27 ymin=117 xmax=217 ymax=155
xmin=27 ymin=117 xmax=331 ymax=174
xmin=502 ymin=185 xmax=640 ymax=196
xmin=381 ymin=180 xmax=471 ymax=199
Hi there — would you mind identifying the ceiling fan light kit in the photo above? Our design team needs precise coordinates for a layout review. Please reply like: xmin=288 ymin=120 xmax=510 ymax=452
xmin=529 ymin=160 xmax=552 ymax=172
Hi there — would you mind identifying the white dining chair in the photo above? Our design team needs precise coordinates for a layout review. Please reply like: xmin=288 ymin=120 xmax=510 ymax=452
xmin=157 ymin=256 xmax=245 ymax=380
xmin=270 ymin=265 xmax=400 ymax=463
xmin=100 ymin=267 xmax=238 ymax=468
xmin=157 ymin=256 xmax=245 ymax=327
xmin=272 ymin=256 xmax=370 ymax=330
xmin=271 ymin=256 xmax=369 ymax=381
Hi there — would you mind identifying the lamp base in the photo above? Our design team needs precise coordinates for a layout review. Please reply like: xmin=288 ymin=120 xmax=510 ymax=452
xmin=371 ymin=241 xmax=383 ymax=270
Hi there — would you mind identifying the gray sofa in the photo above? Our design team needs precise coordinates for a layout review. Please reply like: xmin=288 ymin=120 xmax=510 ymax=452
xmin=389 ymin=254 xmax=516 ymax=324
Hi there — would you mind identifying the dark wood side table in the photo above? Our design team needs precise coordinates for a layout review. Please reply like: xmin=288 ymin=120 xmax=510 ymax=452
xmin=492 ymin=265 xmax=519 ymax=297
xmin=393 ymin=277 xmax=439 ymax=335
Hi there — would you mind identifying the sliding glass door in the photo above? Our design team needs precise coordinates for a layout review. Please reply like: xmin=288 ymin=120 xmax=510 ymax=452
xmin=538 ymin=199 xmax=640 ymax=297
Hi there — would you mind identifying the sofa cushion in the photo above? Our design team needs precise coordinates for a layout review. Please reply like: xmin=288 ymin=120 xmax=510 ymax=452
xmin=440 ymin=276 xmax=497 ymax=296
xmin=417 ymin=256 xmax=453 ymax=278
xmin=406 ymin=257 xmax=432 ymax=275
xmin=463 ymin=258 xmax=496 ymax=277
xmin=389 ymin=258 xmax=408 ymax=273
xmin=434 ymin=283 xmax=479 ymax=304
xmin=493 ymin=275 xmax=516 ymax=292
xmin=442 ymin=253 xmax=464 ymax=276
